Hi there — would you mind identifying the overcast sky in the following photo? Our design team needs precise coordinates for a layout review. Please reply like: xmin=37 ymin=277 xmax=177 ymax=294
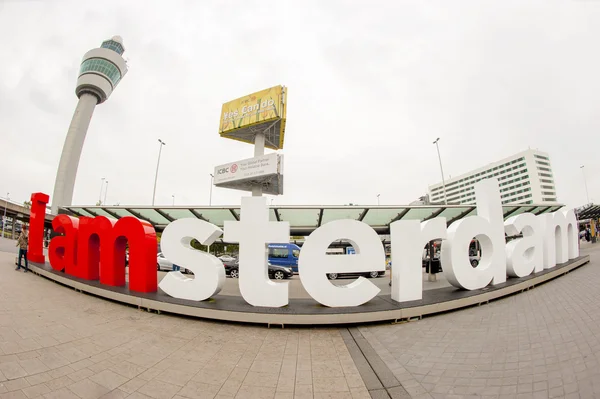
xmin=1 ymin=0 xmax=599 ymax=211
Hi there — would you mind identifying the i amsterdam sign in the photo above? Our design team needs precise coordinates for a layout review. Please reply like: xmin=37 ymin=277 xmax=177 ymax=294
xmin=27 ymin=179 xmax=579 ymax=308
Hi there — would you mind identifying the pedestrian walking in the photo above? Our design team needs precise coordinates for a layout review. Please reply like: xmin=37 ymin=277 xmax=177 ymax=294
xmin=585 ymin=226 xmax=591 ymax=242
xmin=15 ymin=226 xmax=29 ymax=272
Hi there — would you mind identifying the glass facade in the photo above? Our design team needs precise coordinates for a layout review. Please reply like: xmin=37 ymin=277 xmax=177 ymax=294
xmin=79 ymin=58 xmax=122 ymax=86
xmin=101 ymin=40 xmax=124 ymax=55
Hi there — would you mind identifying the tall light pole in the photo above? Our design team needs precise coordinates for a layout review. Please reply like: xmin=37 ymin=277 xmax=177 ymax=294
xmin=152 ymin=139 xmax=166 ymax=205
xmin=209 ymin=173 xmax=214 ymax=206
xmin=433 ymin=138 xmax=448 ymax=205
xmin=172 ymin=195 xmax=175 ymax=206
xmin=98 ymin=177 xmax=105 ymax=204
xmin=581 ymin=165 xmax=590 ymax=204
xmin=377 ymin=194 xmax=380 ymax=206
xmin=2 ymin=192 xmax=8 ymax=239
xmin=104 ymin=181 xmax=109 ymax=205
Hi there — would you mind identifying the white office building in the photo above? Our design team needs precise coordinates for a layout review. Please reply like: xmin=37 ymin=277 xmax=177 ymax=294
xmin=428 ymin=149 xmax=558 ymax=205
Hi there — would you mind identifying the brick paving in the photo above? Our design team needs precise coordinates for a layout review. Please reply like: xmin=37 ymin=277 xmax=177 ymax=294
xmin=0 ymin=251 xmax=370 ymax=399
xmin=359 ymin=243 xmax=600 ymax=399
xmin=1 ymin=239 xmax=599 ymax=398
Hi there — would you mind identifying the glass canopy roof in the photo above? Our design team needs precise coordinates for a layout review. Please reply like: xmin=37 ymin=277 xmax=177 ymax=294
xmin=575 ymin=204 xmax=600 ymax=220
xmin=63 ymin=203 xmax=564 ymax=235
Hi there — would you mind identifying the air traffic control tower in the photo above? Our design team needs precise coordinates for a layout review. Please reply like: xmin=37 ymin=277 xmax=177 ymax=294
xmin=51 ymin=36 xmax=128 ymax=214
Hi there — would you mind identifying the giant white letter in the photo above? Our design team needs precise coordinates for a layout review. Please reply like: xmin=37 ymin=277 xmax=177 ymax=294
xmin=442 ymin=178 xmax=506 ymax=290
xmin=504 ymin=213 xmax=543 ymax=277
xmin=224 ymin=197 xmax=290 ymax=307
xmin=159 ymin=218 xmax=225 ymax=301
xmin=390 ymin=218 xmax=447 ymax=302
xmin=540 ymin=209 xmax=579 ymax=269
xmin=298 ymin=220 xmax=385 ymax=307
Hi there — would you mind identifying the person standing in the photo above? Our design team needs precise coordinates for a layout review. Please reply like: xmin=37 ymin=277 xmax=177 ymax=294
xmin=15 ymin=226 xmax=29 ymax=272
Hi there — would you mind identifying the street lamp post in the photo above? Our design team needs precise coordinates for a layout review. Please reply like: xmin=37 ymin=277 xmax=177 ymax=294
xmin=1 ymin=193 xmax=8 ymax=239
xmin=433 ymin=138 xmax=448 ymax=205
xmin=98 ymin=177 xmax=105 ymax=204
xmin=209 ymin=174 xmax=214 ymax=206
xmin=172 ymin=195 xmax=175 ymax=206
xmin=377 ymin=194 xmax=380 ymax=206
xmin=104 ymin=181 xmax=109 ymax=205
xmin=580 ymin=165 xmax=590 ymax=204
xmin=152 ymin=139 xmax=166 ymax=206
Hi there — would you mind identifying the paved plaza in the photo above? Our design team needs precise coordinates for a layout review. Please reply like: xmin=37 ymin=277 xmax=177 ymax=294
xmin=0 ymin=248 xmax=372 ymax=399
xmin=358 ymin=243 xmax=600 ymax=399
xmin=0 ymin=242 xmax=597 ymax=398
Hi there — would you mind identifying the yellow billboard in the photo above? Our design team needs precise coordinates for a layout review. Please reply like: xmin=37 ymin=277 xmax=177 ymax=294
xmin=219 ymin=85 xmax=287 ymax=150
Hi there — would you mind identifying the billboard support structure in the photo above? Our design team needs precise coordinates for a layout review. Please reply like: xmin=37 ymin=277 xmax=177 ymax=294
xmin=252 ymin=132 xmax=265 ymax=196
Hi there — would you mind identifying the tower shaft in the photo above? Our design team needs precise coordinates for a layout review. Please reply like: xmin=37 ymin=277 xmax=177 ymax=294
xmin=51 ymin=35 xmax=127 ymax=214
xmin=51 ymin=94 xmax=98 ymax=214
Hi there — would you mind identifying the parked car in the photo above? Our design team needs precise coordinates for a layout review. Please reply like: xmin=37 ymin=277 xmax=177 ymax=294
xmin=157 ymin=252 xmax=188 ymax=273
xmin=218 ymin=254 xmax=237 ymax=263
xmin=326 ymin=270 xmax=385 ymax=280
xmin=223 ymin=259 xmax=293 ymax=280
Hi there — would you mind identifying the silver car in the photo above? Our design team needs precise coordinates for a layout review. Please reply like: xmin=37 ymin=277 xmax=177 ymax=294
xmin=157 ymin=252 xmax=188 ymax=273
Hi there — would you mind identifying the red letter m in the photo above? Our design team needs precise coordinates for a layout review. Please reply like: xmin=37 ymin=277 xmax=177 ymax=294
xmin=76 ymin=216 xmax=157 ymax=293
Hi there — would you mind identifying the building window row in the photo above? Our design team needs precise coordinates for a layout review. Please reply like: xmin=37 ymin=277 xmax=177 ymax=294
xmin=541 ymin=184 xmax=555 ymax=189
xmin=539 ymin=172 xmax=553 ymax=178
xmin=537 ymin=166 xmax=551 ymax=172
xmin=534 ymin=154 xmax=549 ymax=161
xmin=535 ymin=159 xmax=550 ymax=166
xmin=430 ymin=157 xmax=525 ymax=193
xmin=435 ymin=172 xmax=530 ymax=204
xmin=500 ymin=180 xmax=531 ymax=194
xmin=540 ymin=178 xmax=554 ymax=184
xmin=498 ymin=166 xmax=526 ymax=181
xmin=502 ymin=187 xmax=532 ymax=200
xmin=502 ymin=193 xmax=532 ymax=204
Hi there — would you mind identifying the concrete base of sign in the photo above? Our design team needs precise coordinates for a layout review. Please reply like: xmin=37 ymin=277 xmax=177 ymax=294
xmin=28 ymin=256 xmax=589 ymax=326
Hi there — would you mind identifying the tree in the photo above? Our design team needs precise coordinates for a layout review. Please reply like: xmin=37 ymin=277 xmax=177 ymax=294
xmin=23 ymin=201 xmax=31 ymax=209
xmin=189 ymin=240 xmax=238 ymax=255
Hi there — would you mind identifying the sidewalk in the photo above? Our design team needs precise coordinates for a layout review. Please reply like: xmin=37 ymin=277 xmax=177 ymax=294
xmin=0 ymin=251 xmax=371 ymax=399
xmin=359 ymin=243 xmax=600 ymax=398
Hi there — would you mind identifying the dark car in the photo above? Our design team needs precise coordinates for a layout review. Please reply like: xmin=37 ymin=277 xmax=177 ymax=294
xmin=223 ymin=259 xmax=293 ymax=280
xmin=326 ymin=270 xmax=385 ymax=280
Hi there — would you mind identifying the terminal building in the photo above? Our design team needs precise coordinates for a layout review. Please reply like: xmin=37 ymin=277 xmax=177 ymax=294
xmin=428 ymin=149 xmax=558 ymax=205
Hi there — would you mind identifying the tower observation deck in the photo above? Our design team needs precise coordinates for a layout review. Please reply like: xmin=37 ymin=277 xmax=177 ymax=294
xmin=51 ymin=36 xmax=128 ymax=214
